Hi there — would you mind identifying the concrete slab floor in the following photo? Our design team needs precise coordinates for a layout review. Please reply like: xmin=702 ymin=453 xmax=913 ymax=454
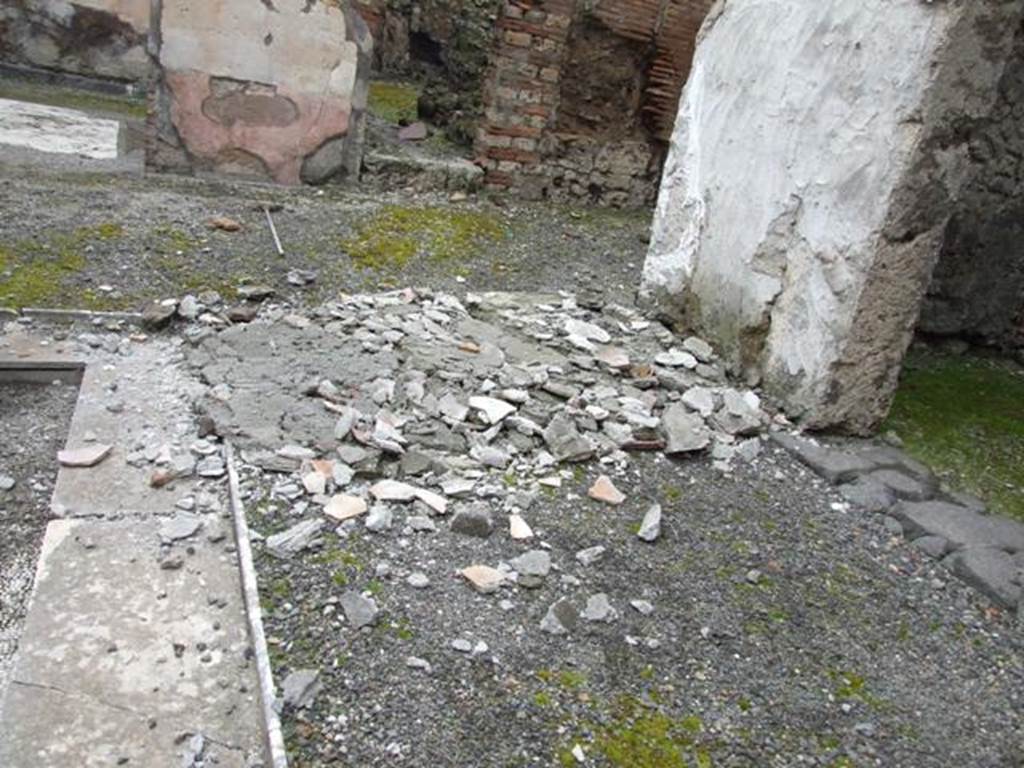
xmin=0 ymin=517 xmax=263 ymax=768
xmin=0 ymin=320 xmax=267 ymax=766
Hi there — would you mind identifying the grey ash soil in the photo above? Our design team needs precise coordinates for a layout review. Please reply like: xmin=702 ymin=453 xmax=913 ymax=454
xmin=0 ymin=165 xmax=648 ymax=311
xmin=245 ymin=449 xmax=1023 ymax=768
xmin=0 ymin=381 xmax=78 ymax=694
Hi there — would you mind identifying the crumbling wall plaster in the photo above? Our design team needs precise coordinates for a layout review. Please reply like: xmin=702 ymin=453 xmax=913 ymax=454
xmin=0 ymin=0 xmax=151 ymax=83
xmin=643 ymin=0 xmax=1024 ymax=433
xmin=148 ymin=0 xmax=371 ymax=185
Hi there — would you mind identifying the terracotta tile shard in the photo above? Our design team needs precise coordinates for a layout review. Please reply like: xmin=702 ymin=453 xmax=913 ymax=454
xmin=324 ymin=494 xmax=368 ymax=522
xmin=461 ymin=565 xmax=505 ymax=594
xmin=58 ymin=444 xmax=112 ymax=468
xmin=209 ymin=216 xmax=242 ymax=232
xmin=588 ymin=475 xmax=625 ymax=505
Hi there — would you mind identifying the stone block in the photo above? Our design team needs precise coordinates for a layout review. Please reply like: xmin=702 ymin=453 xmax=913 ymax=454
xmin=504 ymin=30 xmax=532 ymax=47
xmin=839 ymin=477 xmax=896 ymax=514
xmin=770 ymin=433 xmax=875 ymax=484
xmin=862 ymin=468 xmax=935 ymax=502
xmin=642 ymin=0 xmax=1024 ymax=433
xmin=0 ymin=0 xmax=152 ymax=83
xmin=892 ymin=501 xmax=1024 ymax=554
xmin=948 ymin=547 xmax=1022 ymax=609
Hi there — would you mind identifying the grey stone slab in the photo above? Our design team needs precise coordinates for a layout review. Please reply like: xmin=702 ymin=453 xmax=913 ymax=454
xmin=266 ymin=518 xmax=324 ymax=558
xmin=0 ymin=518 xmax=264 ymax=767
xmin=839 ymin=477 xmax=896 ymax=513
xmin=892 ymin=501 xmax=1024 ymax=554
xmin=855 ymin=445 xmax=934 ymax=482
xmin=863 ymin=468 xmax=935 ymax=502
xmin=911 ymin=535 xmax=950 ymax=559
xmin=341 ymin=591 xmax=379 ymax=629
xmin=948 ymin=547 xmax=1022 ymax=609
xmin=450 ymin=505 xmax=494 ymax=538
xmin=543 ymin=413 xmax=594 ymax=463
xmin=770 ymin=433 xmax=875 ymax=483
xmin=662 ymin=404 xmax=710 ymax=454
xmin=282 ymin=669 xmax=322 ymax=710
xmin=509 ymin=549 xmax=551 ymax=588
xmin=51 ymin=340 xmax=203 ymax=518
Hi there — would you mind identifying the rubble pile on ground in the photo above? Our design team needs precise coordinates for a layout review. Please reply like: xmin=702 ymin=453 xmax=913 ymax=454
xmin=184 ymin=287 xmax=773 ymax=562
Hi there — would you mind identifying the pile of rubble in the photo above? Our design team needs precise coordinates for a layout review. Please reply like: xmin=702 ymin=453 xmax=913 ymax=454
xmin=181 ymin=287 xmax=774 ymax=555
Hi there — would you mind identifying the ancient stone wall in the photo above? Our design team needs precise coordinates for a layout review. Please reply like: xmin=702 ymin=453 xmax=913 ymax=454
xmin=642 ymin=0 xmax=1024 ymax=433
xmin=474 ymin=0 xmax=712 ymax=208
xmin=352 ymin=0 xmax=502 ymax=143
xmin=147 ymin=0 xmax=372 ymax=186
xmin=0 ymin=0 xmax=152 ymax=84
xmin=919 ymin=20 xmax=1024 ymax=349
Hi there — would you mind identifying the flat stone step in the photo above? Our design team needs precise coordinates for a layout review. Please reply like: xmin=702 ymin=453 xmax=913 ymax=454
xmin=0 ymin=327 xmax=268 ymax=766
xmin=0 ymin=517 xmax=264 ymax=767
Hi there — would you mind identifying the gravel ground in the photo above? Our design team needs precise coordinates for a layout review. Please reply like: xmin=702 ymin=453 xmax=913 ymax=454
xmin=0 ymin=381 xmax=78 ymax=695
xmin=0 ymin=163 xmax=648 ymax=312
xmin=244 ymin=447 xmax=1023 ymax=768
xmin=5 ymin=119 xmax=1023 ymax=768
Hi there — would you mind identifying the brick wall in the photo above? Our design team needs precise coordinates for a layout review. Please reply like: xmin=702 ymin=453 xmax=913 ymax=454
xmin=474 ymin=0 xmax=714 ymax=208
xmin=475 ymin=0 xmax=575 ymax=192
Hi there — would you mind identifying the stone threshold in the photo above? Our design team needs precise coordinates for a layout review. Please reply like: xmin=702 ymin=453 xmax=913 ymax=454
xmin=772 ymin=432 xmax=1024 ymax=614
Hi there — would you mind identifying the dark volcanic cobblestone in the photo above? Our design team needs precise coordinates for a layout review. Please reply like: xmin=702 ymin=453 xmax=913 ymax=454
xmin=245 ymin=449 xmax=1024 ymax=768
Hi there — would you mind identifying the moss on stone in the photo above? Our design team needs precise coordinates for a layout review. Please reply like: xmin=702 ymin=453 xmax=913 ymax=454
xmin=0 ymin=223 xmax=124 ymax=309
xmin=341 ymin=205 xmax=507 ymax=271
xmin=368 ymin=81 xmax=420 ymax=124
xmin=592 ymin=697 xmax=709 ymax=768
xmin=0 ymin=79 xmax=147 ymax=120
xmin=884 ymin=350 xmax=1024 ymax=521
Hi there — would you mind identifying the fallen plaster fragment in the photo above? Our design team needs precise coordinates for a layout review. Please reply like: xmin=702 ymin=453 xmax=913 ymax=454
xmin=461 ymin=565 xmax=505 ymax=594
xmin=370 ymin=480 xmax=418 ymax=502
xmin=57 ymin=444 xmax=112 ymax=468
xmin=324 ymin=494 xmax=368 ymax=522
xmin=509 ymin=514 xmax=534 ymax=540
xmin=588 ymin=475 xmax=625 ymax=505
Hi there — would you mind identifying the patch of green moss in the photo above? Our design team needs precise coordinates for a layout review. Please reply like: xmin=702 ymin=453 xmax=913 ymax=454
xmin=390 ymin=617 xmax=415 ymax=641
xmin=368 ymin=81 xmax=420 ymax=124
xmin=152 ymin=225 xmax=201 ymax=254
xmin=663 ymin=484 xmax=683 ymax=503
xmin=591 ymin=697 xmax=710 ymax=768
xmin=340 ymin=205 xmax=507 ymax=271
xmin=0 ymin=79 xmax=147 ymax=120
xmin=0 ymin=223 xmax=124 ymax=309
xmin=312 ymin=546 xmax=365 ymax=572
xmin=142 ymin=226 xmax=247 ymax=300
xmin=828 ymin=669 xmax=886 ymax=711
xmin=557 ymin=670 xmax=587 ymax=690
xmin=884 ymin=350 xmax=1024 ymax=521
xmin=268 ymin=577 xmax=292 ymax=603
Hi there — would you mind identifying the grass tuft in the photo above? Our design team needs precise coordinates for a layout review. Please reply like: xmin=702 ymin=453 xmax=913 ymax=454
xmin=885 ymin=350 xmax=1024 ymax=521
